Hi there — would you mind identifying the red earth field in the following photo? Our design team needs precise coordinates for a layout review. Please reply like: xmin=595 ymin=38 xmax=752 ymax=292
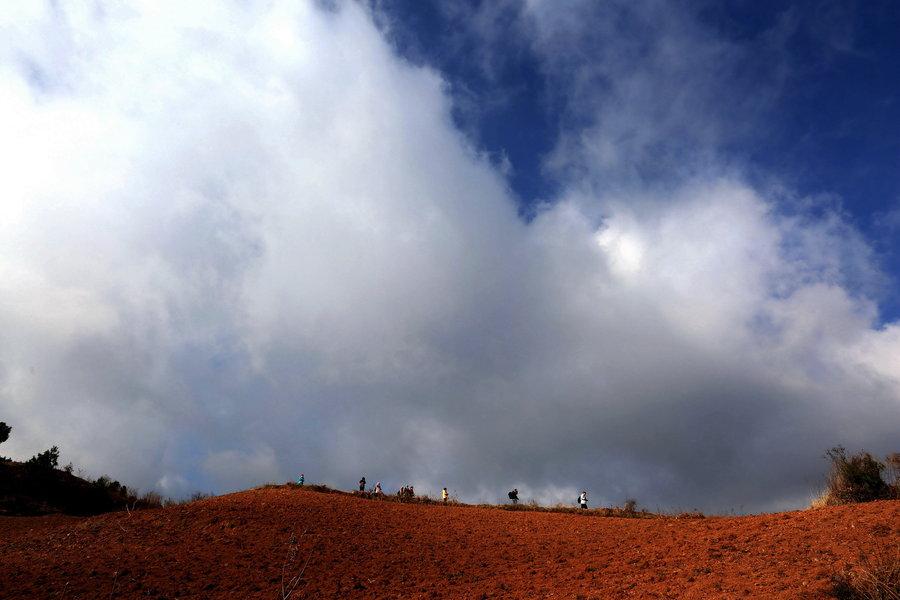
xmin=1 ymin=486 xmax=897 ymax=599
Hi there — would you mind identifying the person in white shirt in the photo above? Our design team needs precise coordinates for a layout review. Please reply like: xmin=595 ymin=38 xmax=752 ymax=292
xmin=579 ymin=491 xmax=588 ymax=509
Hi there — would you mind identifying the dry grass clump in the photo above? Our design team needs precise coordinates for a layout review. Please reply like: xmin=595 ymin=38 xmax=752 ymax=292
xmin=279 ymin=482 xmax=340 ymax=495
xmin=810 ymin=492 xmax=832 ymax=509
xmin=123 ymin=490 xmax=214 ymax=510
xmin=138 ymin=490 xmax=165 ymax=508
xmin=830 ymin=547 xmax=900 ymax=600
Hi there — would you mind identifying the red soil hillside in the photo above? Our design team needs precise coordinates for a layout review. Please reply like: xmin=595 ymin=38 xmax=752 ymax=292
xmin=1 ymin=486 xmax=897 ymax=599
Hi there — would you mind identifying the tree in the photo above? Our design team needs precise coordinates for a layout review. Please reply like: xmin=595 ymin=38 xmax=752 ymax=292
xmin=0 ymin=422 xmax=10 ymax=445
xmin=26 ymin=446 xmax=60 ymax=470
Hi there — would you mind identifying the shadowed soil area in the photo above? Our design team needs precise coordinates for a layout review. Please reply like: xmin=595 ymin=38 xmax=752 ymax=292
xmin=1 ymin=487 xmax=896 ymax=599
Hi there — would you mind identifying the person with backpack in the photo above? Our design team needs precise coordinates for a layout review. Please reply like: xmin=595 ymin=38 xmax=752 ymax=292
xmin=508 ymin=488 xmax=518 ymax=505
xmin=579 ymin=491 xmax=588 ymax=509
xmin=359 ymin=476 xmax=366 ymax=492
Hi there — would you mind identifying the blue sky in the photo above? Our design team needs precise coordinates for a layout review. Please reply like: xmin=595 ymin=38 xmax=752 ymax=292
xmin=2 ymin=1 xmax=898 ymax=512
xmin=375 ymin=0 xmax=900 ymax=319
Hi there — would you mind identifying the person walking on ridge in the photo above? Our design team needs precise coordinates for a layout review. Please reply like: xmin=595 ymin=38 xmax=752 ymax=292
xmin=579 ymin=490 xmax=588 ymax=510
xmin=508 ymin=488 xmax=518 ymax=505
xmin=374 ymin=481 xmax=382 ymax=495
xmin=442 ymin=487 xmax=449 ymax=504
xmin=297 ymin=473 xmax=304 ymax=486
xmin=359 ymin=476 xmax=366 ymax=492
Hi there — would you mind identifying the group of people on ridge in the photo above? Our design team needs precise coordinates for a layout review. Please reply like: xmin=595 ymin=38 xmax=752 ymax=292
xmin=297 ymin=473 xmax=587 ymax=509
xmin=359 ymin=477 xmax=452 ymax=503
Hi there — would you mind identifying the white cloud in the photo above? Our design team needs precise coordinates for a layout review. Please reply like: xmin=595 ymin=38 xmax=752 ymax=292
xmin=0 ymin=0 xmax=897 ymax=512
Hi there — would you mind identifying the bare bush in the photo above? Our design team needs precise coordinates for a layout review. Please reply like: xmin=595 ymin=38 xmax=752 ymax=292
xmin=138 ymin=491 xmax=164 ymax=509
xmin=823 ymin=447 xmax=890 ymax=505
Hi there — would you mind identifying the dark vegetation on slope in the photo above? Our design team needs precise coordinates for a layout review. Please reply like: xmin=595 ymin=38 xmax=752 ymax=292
xmin=0 ymin=460 xmax=160 ymax=516
xmin=0 ymin=421 xmax=209 ymax=516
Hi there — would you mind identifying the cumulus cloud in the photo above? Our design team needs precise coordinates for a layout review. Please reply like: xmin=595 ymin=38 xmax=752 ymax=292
xmin=0 ymin=0 xmax=897 ymax=512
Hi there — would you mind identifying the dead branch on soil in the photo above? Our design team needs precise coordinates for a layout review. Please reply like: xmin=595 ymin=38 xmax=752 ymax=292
xmin=281 ymin=528 xmax=319 ymax=600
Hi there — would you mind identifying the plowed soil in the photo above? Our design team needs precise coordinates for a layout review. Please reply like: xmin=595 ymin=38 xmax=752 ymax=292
xmin=1 ymin=487 xmax=897 ymax=599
